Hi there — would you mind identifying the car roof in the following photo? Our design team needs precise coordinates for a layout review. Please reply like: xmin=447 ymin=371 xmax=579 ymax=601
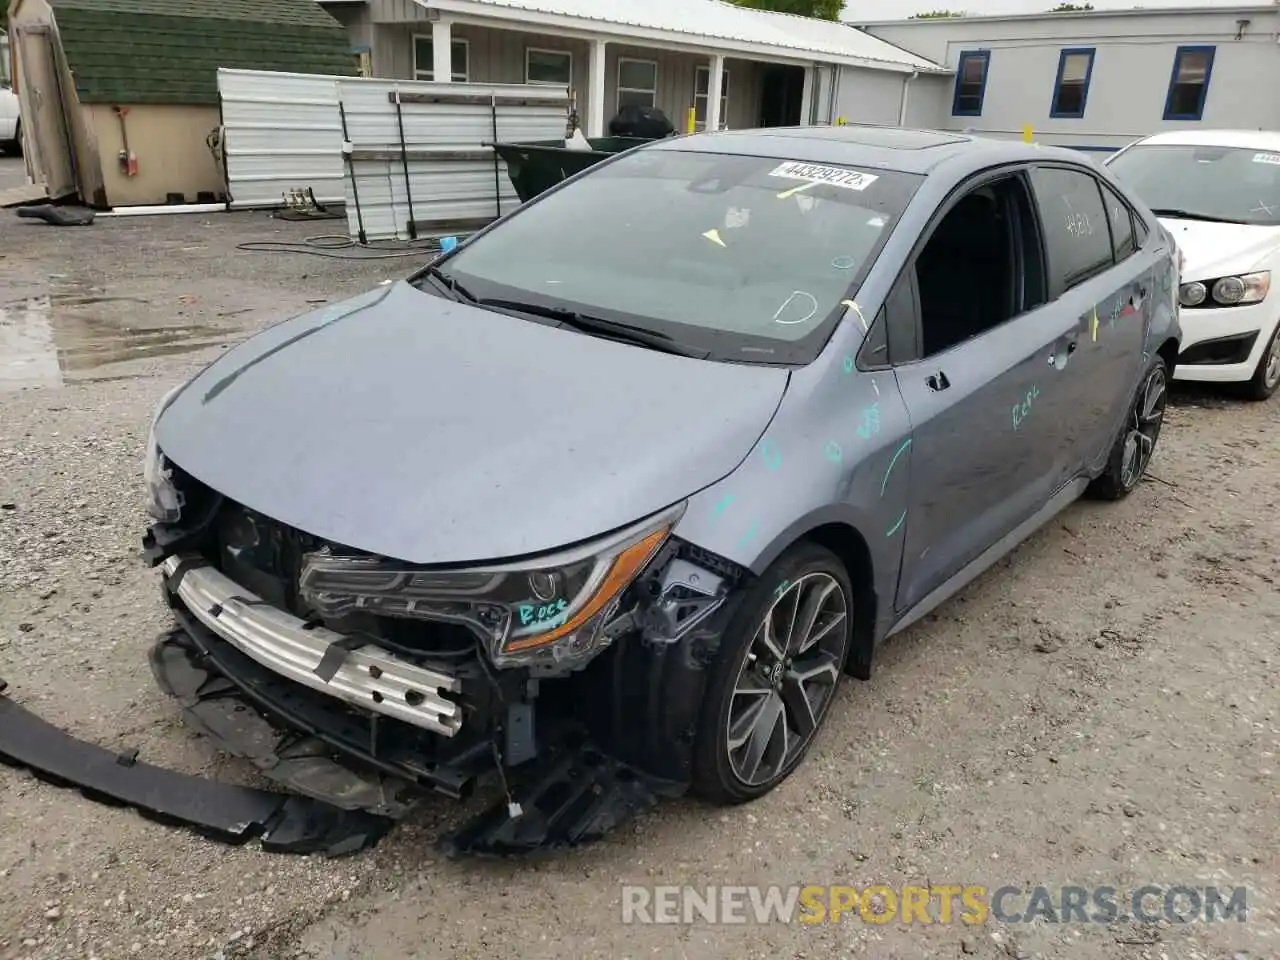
xmin=1128 ymin=129 xmax=1280 ymax=150
xmin=647 ymin=125 xmax=1093 ymax=176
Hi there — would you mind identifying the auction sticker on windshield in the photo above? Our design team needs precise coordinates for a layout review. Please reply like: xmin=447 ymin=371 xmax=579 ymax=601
xmin=769 ymin=161 xmax=879 ymax=192
xmin=1252 ymin=153 xmax=1280 ymax=166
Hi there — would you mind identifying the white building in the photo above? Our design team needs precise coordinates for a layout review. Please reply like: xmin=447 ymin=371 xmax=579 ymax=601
xmin=317 ymin=0 xmax=949 ymax=137
xmin=855 ymin=4 xmax=1280 ymax=153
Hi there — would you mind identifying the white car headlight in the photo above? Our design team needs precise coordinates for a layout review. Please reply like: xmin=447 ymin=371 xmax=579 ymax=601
xmin=143 ymin=383 xmax=187 ymax=523
xmin=297 ymin=504 xmax=683 ymax=669
xmin=1181 ymin=271 xmax=1270 ymax=308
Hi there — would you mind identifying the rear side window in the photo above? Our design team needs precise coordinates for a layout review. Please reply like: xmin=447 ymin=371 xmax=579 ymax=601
xmin=1099 ymin=182 xmax=1136 ymax=261
xmin=1029 ymin=166 xmax=1114 ymax=294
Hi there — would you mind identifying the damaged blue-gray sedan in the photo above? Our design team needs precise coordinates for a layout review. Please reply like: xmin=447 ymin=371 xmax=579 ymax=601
xmin=141 ymin=126 xmax=1181 ymax=852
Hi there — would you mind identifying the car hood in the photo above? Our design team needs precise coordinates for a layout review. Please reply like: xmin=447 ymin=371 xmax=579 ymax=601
xmin=155 ymin=282 xmax=789 ymax=564
xmin=1157 ymin=217 xmax=1280 ymax=279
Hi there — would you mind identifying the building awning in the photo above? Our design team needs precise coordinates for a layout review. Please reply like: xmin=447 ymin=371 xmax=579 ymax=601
xmin=413 ymin=0 xmax=950 ymax=74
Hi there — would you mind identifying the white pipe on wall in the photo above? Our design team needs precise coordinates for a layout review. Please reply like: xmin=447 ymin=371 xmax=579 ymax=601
xmin=97 ymin=203 xmax=228 ymax=217
xmin=898 ymin=70 xmax=919 ymax=127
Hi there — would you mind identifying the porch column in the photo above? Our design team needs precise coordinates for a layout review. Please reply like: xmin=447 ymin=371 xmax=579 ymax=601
xmin=431 ymin=19 xmax=452 ymax=83
xmin=706 ymin=53 xmax=725 ymax=131
xmin=586 ymin=38 xmax=607 ymax=137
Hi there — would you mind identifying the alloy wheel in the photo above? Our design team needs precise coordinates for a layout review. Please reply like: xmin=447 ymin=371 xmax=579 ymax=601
xmin=725 ymin=572 xmax=849 ymax=787
xmin=1264 ymin=329 xmax=1280 ymax=392
xmin=1120 ymin=364 xmax=1167 ymax=490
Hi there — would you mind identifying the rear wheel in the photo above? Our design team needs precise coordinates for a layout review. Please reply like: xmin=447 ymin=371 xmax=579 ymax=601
xmin=1239 ymin=321 xmax=1280 ymax=402
xmin=691 ymin=542 xmax=853 ymax=804
xmin=1088 ymin=356 xmax=1168 ymax=501
xmin=6 ymin=119 xmax=20 ymax=157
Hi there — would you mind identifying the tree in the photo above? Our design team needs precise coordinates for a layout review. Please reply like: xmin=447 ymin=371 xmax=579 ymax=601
xmin=1050 ymin=2 xmax=1093 ymax=9
xmin=727 ymin=0 xmax=846 ymax=21
xmin=909 ymin=9 xmax=965 ymax=16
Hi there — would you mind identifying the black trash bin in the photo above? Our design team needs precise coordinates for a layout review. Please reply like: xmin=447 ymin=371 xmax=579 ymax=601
xmin=491 ymin=136 xmax=654 ymax=204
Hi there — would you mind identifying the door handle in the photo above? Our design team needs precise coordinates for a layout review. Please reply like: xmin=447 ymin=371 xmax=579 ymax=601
xmin=925 ymin=371 xmax=950 ymax=392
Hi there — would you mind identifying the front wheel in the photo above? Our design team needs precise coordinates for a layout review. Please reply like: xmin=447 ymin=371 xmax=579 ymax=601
xmin=1087 ymin=355 xmax=1168 ymax=501
xmin=691 ymin=542 xmax=853 ymax=804
xmin=1239 ymin=321 xmax=1280 ymax=402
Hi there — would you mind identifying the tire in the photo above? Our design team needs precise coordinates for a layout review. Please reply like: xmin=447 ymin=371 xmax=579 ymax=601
xmin=690 ymin=541 xmax=854 ymax=804
xmin=1087 ymin=355 xmax=1168 ymax=501
xmin=1238 ymin=321 xmax=1280 ymax=402
xmin=6 ymin=120 xmax=20 ymax=157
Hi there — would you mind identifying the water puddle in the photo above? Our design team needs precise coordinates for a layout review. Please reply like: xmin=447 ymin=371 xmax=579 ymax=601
xmin=0 ymin=295 xmax=234 ymax=392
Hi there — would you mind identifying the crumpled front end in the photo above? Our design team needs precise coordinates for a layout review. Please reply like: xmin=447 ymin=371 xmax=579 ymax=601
xmin=143 ymin=454 xmax=753 ymax=853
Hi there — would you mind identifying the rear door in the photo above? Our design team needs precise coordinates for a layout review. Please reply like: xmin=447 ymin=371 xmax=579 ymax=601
xmin=891 ymin=167 xmax=1080 ymax=614
xmin=1026 ymin=165 xmax=1148 ymax=479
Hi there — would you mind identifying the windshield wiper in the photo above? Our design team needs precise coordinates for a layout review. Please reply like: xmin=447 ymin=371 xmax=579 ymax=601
xmin=1149 ymin=208 xmax=1239 ymax=224
xmin=476 ymin=298 xmax=710 ymax=358
xmin=422 ymin=265 xmax=478 ymax=303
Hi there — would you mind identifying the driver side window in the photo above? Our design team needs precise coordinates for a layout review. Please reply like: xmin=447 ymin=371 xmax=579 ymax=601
xmin=914 ymin=173 xmax=1047 ymax=358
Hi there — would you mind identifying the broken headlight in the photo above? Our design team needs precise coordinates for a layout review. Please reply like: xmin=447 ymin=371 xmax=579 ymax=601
xmin=143 ymin=383 xmax=187 ymax=522
xmin=298 ymin=504 xmax=683 ymax=668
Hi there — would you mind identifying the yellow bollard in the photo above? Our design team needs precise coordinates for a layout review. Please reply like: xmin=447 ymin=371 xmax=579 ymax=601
xmin=1022 ymin=124 xmax=1034 ymax=143
xmin=686 ymin=106 xmax=697 ymax=134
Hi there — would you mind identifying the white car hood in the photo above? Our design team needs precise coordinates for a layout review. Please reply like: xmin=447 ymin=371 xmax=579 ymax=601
xmin=1158 ymin=218 xmax=1280 ymax=280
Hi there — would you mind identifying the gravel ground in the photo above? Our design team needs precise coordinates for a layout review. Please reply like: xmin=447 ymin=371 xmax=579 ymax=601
xmin=0 ymin=157 xmax=32 ymax=193
xmin=0 ymin=208 xmax=1276 ymax=960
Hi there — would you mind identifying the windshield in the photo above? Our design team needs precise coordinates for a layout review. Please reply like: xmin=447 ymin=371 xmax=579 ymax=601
xmin=1106 ymin=144 xmax=1280 ymax=226
xmin=417 ymin=147 xmax=923 ymax=363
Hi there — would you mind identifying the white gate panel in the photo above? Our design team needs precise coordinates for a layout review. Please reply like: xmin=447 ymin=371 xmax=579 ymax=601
xmin=216 ymin=70 xmax=571 ymax=238
xmin=338 ymin=79 xmax=570 ymax=241
xmin=217 ymin=68 xmax=346 ymax=209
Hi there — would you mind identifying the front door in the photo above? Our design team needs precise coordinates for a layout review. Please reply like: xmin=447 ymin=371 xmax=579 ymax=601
xmin=15 ymin=27 xmax=76 ymax=199
xmin=758 ymin=65 xmax=804 ymax=128
xmin=892 ymin=169 xmax=1077 ymax=613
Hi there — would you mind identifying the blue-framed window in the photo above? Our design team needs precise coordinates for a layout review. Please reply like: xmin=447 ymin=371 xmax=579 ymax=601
xmin=1163 ymin=45 xmax=1215 ymax=121
xmin=1049 ymin=47 xmax=1095 ymax=119
xmin=951 ymin=50 xmax=990 ymax=117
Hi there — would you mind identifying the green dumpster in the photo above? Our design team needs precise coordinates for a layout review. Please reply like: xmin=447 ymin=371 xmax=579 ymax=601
xmin=492 ymin=137 xmax=654 ymax=203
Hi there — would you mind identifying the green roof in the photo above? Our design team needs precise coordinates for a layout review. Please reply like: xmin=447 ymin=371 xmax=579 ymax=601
xmin=50 ymin=0 xmax=357 ymax=105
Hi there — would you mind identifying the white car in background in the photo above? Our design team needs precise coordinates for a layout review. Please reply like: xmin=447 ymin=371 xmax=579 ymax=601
xmin=0 ymin=80 xmax=20 ymax=155
xmin=1106 ymin=130 xmax=1280 ymax=400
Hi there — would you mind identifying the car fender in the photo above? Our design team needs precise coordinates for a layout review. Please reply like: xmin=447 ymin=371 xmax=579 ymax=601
xmin=671 ymin=333 xmax=913 ymax=643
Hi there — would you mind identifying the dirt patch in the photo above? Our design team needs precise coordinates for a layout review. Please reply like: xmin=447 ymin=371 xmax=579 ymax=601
xmin=0 ymin=209 xmax=1276 ymax=960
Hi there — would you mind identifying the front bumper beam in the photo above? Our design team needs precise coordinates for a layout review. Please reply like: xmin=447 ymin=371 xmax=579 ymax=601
xmin=153 ymin=616 xmax=491 ymax=812
xmin=161 ymin=554 xmax=463 ymax=737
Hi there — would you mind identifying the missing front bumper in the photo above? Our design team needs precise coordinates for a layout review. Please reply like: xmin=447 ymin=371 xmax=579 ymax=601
xmin=151 ymin=618 xmax=493 ymax=812
xmin=161 ymin=554 xmax=463 ymax=736
xmin=150 ymin=626 xmax=683 ymax=856
xmin=144 ymin=542 xmax=740 ymax=853
xmin=0 ymin=676 xmax=391 ymax=857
